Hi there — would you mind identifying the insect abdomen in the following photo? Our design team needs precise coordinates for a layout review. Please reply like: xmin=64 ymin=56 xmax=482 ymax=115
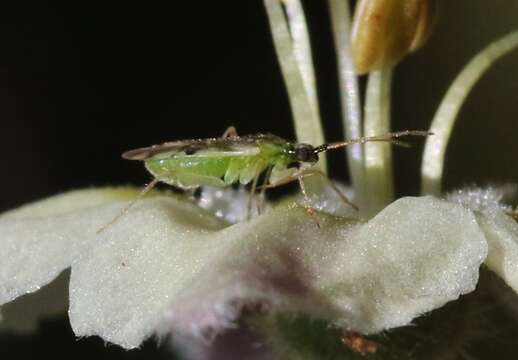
xmin=144 ymin=155 xmax=267 ymax=189
xmin=224 ymin=157 xmax=267 ymax=185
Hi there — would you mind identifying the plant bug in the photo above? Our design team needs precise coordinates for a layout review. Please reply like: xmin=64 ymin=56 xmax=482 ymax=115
xmin=98 ymin=127 xmax=430 ymax=232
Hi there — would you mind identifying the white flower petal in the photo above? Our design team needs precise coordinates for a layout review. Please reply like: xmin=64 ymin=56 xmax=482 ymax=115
xmin=68 ymin=197 xmax=228 ymax=349
xmin=326 ymin=196 xmax=488 ymax=332
xmin=67 ymin=195 xmax=486 ymax=349
xmin=1 ymin=187 xmax=488 ymax=350
xmin=447 ymin=186 xmax=513 ymax=213
xmin=474 ymin=210 xmax=518 ymax=293
xmin=1 ymin=188 xmax=141 ymax=220
xmin=69 ymin=196 xmax=362 ymax=349
xmin=447 ymin=186 xmax=518 ymax=294
xmin=0 ymin=188 xmax=139 ymax=305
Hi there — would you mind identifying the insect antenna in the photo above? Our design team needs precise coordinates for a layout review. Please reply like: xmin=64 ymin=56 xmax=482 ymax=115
xmin=313 ymin=130 xmax=432 ymax=154
xmin=97 ymin=178 xmax=159 ymax=234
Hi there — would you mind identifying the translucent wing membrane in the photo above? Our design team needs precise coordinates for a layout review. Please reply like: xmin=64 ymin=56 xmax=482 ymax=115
xmin=122 ymin=134 xmax=286 ymax=161
xmin=122 ymin=141 xmax=192 ymax=160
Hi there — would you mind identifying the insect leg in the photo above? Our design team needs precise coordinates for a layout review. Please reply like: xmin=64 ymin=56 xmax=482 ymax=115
xmin=259 ymin=168 xmax=299 ymax=189
xmin=247 ymin=168 xmax=262 ymax=220
xmin=298 ymin=169 xmax=358 ymax=211
xmin=257 ymin=167 xmax=323 ymax=226
xmin=221 ymin=126 xmax=238 ymax=139
xmin=263 ymin=167 xmax=356 ymax=224
xmin=297 ymin=174 xmax=321 ymax=228
xmin=257 ymin=166 xmax=273 ymax=215
xmin=97 ymin=178 xmax=159 ymax=234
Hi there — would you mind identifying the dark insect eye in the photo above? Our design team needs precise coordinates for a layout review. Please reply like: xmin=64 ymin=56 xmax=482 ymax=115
xmin=296 ymin=147 xmax=309 ymax=160
xmin=184 ymin=146 xmax=197 ymax=155
xmin=295 ymin=145 xmax=315 ymax=162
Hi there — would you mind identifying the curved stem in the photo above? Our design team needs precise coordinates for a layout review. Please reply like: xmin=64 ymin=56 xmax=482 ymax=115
xmin=421 ymin=30 xmax=518 ymax=195
xmin=363 ymin=67 xmax=393 ymax=217
xmin=328 ymin=0 xmax=364 ymax=207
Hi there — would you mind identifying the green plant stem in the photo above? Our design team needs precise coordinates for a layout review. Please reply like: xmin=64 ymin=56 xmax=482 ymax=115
xmin=363 ymin=67 xmax=394 ymax=217
xmin=328 ymin=0 xmax=364 ymax=207
xmin=264 ymin=0 xmax=327 ymax=173
xmin=421 ymin=30 xmax=518 ymax=195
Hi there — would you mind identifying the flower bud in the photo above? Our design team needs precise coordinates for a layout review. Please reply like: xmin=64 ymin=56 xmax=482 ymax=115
xmin=351 ymin=0 xmax=437 ymax=74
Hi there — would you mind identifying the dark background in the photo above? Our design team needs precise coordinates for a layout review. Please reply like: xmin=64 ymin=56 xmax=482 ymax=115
xmin=0 ymin=1 xmax=517 ymax=359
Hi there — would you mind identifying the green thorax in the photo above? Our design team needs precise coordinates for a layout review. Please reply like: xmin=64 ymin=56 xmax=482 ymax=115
xmin=143 ymin=134 xmax=295 ymax=189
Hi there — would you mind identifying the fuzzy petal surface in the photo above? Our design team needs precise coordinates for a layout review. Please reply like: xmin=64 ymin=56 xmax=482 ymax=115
xmin=0 ymin=188 xmax=139 ymax=305
xmin=448 ymin=187 xmax=518 ymax=293
xmin=1 ymin=189 xmax=488 ymax=350
xmin=68 ymin=195 xmax=486 ymax=348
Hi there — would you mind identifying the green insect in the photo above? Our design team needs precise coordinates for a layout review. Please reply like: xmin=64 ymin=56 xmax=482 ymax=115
xmin=99 ymin=127 xmax=429 ymax=231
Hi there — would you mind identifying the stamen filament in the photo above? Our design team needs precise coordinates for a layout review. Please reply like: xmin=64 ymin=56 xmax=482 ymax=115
xmin=264 ymin=0 xmax=327 ymax=173
xmin=421 ymin=30 xmax=518 ymax=195
xmin=328 ymin=0 xmax=364 ymax=206
xmin=363 ymin=67 xmax=394 ymax=217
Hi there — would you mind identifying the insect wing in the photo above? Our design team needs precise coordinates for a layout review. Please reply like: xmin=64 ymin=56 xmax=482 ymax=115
xmin=189 ymin=144 xmax=260 ymax=158
xmin=122 ymin=141 xmax=189 ymax=160
xmin=122 ymin=139 xmax=261 ymax=161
